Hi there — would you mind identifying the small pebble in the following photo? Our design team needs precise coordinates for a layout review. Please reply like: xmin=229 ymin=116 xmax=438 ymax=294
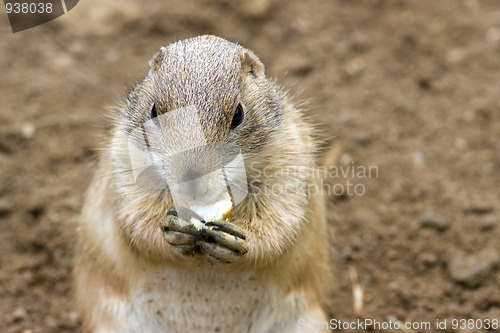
xmin=352 ymin=209 xmax=378 ymax=227
xmin=480 ymin=215 xmax=496 ymax=231
xmin=20 ymin=122 xmax=35 ymax=139
xmin=341 ymin=246 xmax=354 ymax=260
xmin=446 ymin=47 xmax=467 ymax=64
xmin=411 ymin=151 xmax=424 ymax=166
xmin=378 ymin=226 xmax=397 ymax=240
xmin=67 ymin=311 xmax=80 ymax=325
xmin=419 ymin=252 xmax=438 ymax=267
xmin=239 ymin=0 xmax=272 ymax=19
xmin=46 ymin=316 xmax=57 ymax=328
xmin=349 ymin=33 xmax=370 ymax=52
xmin=467 ymin=201 xmax=493 ymax=214
xmin=448 ymin=249 xmax=499 ymax=287
xmin=385 ymin=249 xmax=398 ymax=259
xmin=12 ymin=307 xmax=27 ymax=322
xmin=486 ymin=26 xmax=500 ymax=43
xmin=351 ymin=237 xmax=364 ymax=251
xmin=420 ymin=212 xmax=449 ymax=231
xmin=454 ymin=137 xmax=468 ymax=151
xmin=344 ymin=57 xmax=366 ymax=77
xmin=353 ymin=133 xmax=372 ymax=146
xmin=387 ymin=281 xmax=400 ymax=291
xmin=339 ymin=153 xmax=353 ymax=166
xmin=0 ymin=198 xmax=13 ymax=216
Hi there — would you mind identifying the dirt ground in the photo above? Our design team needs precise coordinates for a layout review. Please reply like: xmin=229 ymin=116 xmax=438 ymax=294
xmin=1 ymin=0 xmax=499 ymax=332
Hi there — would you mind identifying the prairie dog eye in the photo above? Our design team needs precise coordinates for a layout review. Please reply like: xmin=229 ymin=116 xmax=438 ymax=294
xmin=230 ymin=103 xmax=244 ymax=129
xmin=151 ymin=103 xmax=158 ymax=119
xmin=151 ymin=103 xmax=159 ymax=125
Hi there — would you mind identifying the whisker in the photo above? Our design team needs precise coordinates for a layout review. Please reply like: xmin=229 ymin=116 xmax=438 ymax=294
xmin=92 ymin=167 xmax=150 ymax=183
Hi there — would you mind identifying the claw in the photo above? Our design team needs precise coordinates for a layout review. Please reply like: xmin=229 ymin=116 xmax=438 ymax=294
xmin=199 ymin=241 xmax=242 ymax=264
xmin=159 ymin=214 xmax=202 ymax=238
xmin=204 ymin=221 xmax=246 ymax=239
xmin=162 ymin=229 xmax=198 ymax=246
xmin=200 ymin=227 xmax=248 ymax=255
xmin=166 ymin=209 xmax=178 ymax=217
xmin=160 ymin=212 xmax=203 ymax=255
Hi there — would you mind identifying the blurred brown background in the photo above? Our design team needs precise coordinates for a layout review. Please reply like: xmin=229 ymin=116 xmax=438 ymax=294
xmin=1 ymin=0 xmax=499 ymax=332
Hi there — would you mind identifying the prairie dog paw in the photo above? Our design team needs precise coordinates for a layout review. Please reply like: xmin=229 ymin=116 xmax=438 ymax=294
xmin=198 ymin=221 xmax=248 ymax=265
xmin=159 ymin=210 xmax=202 ymax=255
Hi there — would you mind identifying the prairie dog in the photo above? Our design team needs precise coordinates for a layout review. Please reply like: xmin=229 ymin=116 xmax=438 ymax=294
xmin=74 ymin=35 xmax=332 ymax=332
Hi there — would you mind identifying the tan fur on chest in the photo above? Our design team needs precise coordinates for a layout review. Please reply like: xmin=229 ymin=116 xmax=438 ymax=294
xmin=130 ymin=267 xmax=263 ymax=332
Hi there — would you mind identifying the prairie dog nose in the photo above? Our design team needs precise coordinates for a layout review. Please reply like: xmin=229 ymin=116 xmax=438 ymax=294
xmin=170 ymin=167 xmax=227 ymax=204
xmin=177 ymin=168 xmax=209 ymax=200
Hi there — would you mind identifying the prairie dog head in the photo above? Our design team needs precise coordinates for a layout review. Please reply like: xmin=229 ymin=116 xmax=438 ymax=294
xmin=122 ymin=35 xmax=284 ymax=205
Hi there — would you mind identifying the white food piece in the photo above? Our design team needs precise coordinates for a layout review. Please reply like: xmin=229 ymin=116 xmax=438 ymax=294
xmin=189 ymin=191 xmax=233 ymax=230
xmin=189 ymin=217 xmax=206 ymax=231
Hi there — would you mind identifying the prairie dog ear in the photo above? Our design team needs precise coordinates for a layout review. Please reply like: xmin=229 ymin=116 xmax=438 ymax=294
xmin=240 ymin=49 xmax=265 ymax=77
xmin=149 ymin=46 xmax=168 ymax=72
